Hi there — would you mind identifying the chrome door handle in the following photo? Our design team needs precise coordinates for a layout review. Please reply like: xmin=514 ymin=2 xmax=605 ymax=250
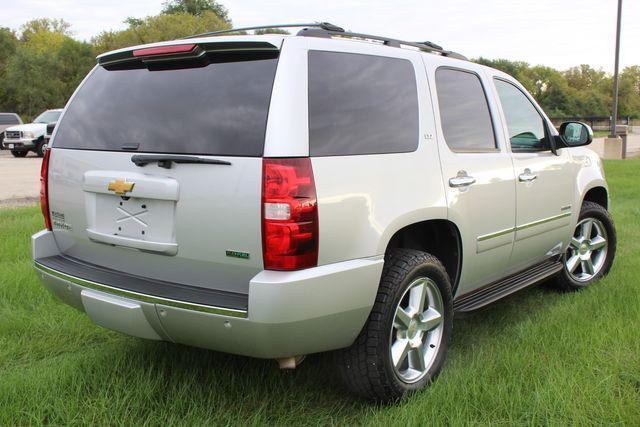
xmin=518 ymin=169 xmax=537 ymax=182
xmin=449 ymin=171 xmax=476 ymax=188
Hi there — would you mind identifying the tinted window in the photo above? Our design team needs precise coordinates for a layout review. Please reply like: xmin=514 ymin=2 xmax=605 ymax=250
xmin=435 ymin=68 xmax=496 ymax=151
xmin=54 ymin=56 xmax=278 ymax=156
xmin=0 ymin=114 xmax=20 ymax=125
xmin=308 ymin=51 xmax=419 ymax=156
xmin=34 ymin=111 xmax=61 ymax=124
xmin=494 ymin=79 xmax=548 ymax=151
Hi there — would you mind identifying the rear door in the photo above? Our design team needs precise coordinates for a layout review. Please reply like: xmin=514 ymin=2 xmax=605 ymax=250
xmin=48 ymin=41 xmax=281 ymax=295
xmin=427 ymin=63 xmax=517 ymax=295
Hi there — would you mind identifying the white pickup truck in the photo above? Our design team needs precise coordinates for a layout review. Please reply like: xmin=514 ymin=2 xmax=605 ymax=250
xmin=3 ymin=109 xmax=62 ymax=157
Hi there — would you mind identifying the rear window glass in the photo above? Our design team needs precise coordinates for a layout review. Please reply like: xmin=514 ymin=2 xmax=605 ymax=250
xmin=53 ymin=55 xmax=278 ymax=156
xmin=308 ymin=51 xmax=419 ymax=156
xmin=0 ymin=114 xmax=20 ymax=125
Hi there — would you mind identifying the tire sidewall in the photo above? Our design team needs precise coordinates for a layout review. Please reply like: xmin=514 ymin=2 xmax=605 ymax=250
xmin=381 ymin=259 xmax=453 ymax=396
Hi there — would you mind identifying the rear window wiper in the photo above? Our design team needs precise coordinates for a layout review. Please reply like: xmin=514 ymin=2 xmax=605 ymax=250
xmin=131 ymin=154 xmax=231 ymax=169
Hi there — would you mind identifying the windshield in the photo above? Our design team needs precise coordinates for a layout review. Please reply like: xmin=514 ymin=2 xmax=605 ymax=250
xmin=53 ymin=54 xmax=279 ymax=156
xmin=34 ymin=111 xmax=61 ymax=124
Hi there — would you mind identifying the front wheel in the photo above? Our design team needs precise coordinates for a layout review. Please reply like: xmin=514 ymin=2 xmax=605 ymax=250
xmin=555 ymin=201 xmax=616 ymax=291
xmin=335 ymin=249 xmax=453 ymax=402
xmin=35 ymin=138 xmax=47 ymax=157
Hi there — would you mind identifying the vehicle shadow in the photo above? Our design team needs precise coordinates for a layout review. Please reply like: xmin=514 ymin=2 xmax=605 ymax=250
xmin=89 ymin=280 xmax=567 ymax=417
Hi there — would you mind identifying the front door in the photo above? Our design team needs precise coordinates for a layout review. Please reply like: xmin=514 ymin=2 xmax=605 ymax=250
xmin=492 ymin=77 xmax=574 ymax=271
xmin=428 ymin=64 xmax=517 ymax=296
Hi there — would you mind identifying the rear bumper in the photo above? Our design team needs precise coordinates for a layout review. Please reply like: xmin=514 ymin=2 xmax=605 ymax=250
xmin=32 ymin=230 xmax=383 ymax=358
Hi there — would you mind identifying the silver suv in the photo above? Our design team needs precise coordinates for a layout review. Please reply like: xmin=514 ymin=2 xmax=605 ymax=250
xmin=32 ymin=24 xmax=616 ymax=402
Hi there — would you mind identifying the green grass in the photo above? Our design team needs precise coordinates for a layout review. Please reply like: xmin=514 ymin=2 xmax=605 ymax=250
xmin=1 ymin=160 xmax=639 ymax=425
xmin=593 ymin=130 xmax=610 ymax=138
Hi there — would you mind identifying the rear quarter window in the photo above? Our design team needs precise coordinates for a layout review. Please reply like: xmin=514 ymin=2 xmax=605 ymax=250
xmin=308 ymin=51 xmax=419 ymax=156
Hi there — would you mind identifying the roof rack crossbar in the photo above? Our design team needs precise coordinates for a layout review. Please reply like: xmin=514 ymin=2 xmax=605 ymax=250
xmin=183 ymin=22 xmax=344 ymax=40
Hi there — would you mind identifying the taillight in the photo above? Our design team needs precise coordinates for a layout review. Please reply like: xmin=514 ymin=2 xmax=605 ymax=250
xmin=132 ymin=44 xmax=196 ymax=57
xmin=262 ymin=158 xmax=318 ymax=270
xmin=40 ymin=148 xmax=52 ymax=230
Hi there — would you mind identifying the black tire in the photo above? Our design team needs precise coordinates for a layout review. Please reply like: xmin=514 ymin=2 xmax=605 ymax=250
xmin=11 ymin=150 xmax=28 ymax=158
xmin=334 ymin=248 xmax=453 ymax=402
xmin=35 ymin=138 xmax=46 ymax=157
xmin=554 ymin=201 xmax=616 ymax=291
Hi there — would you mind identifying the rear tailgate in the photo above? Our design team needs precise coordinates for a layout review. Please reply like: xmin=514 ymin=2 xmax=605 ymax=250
xmin=46 ymin=40 xmax=280 ymax=295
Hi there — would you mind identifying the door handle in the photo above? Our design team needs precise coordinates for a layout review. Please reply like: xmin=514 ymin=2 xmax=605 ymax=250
xmin=518 ymin=168 xmax=537 ymax=182
xmin=449 ymin=171 xmax=476 ymax=188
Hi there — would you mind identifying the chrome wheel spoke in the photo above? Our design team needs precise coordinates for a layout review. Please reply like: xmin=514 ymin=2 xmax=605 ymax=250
xmin=590 ymin=236 xmax=607 ymax=251
xmin=418 ymin=307 xmax=443 ymax=331
xmin=566 ymin=254 xmax=580 ymax=273
xmin=582 ymin=258 xmax=595 ymax=275
xmin=580 ymin=219 xmax=593 ymax=239
xmin=408 ymin=345 xmax=426 ymax=372
xmin=394 ymin=307 xmax=412 ymax=330
xmin=570 ymin=237 xmax=581 ymax=249
xmin=391 ymin=338 xmax=411 ymax=369
xmin=409 ymin=281 xmax=428 ymax=314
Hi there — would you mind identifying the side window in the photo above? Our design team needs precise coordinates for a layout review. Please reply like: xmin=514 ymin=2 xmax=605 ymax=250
xmin=308 ymin=51 xmax=419 ymax=156
xmin=435 ymin=68 xmax=496 ymax=151
xmin=494 ymin=79 xmax=548 ymax=151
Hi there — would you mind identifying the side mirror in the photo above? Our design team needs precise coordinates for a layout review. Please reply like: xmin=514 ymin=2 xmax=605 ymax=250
xmin=557 ymin=121 xmax=593 ymax=147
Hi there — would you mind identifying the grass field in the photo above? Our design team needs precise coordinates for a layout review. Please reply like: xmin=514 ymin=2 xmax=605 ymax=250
xmin=1 ymin=160 xmax=639 ymax=425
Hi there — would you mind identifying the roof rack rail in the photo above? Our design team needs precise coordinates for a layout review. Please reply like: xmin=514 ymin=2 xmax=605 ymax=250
xmin=183 ymin=22 xmax=344 ymax=39
xmin=182 ymin=22 xmax=467 ymax=61
xmin=297 ymin=27 xmax=467 ymax=60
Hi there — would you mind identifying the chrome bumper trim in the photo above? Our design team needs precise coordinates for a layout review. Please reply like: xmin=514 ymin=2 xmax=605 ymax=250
xmin=34 ymin=261 xmax=248 ymax=318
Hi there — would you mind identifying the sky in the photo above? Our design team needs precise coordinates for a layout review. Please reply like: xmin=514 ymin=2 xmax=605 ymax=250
xmin=5 ymin=0 xmax=640 ymax=71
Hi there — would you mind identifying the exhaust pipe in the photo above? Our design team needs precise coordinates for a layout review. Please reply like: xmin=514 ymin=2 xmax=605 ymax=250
xmin=276 ymin=355 xmax=306 ymax=369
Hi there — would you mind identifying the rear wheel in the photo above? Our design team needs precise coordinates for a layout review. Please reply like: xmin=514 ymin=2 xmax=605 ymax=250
xmin=555 ymin=201 xmax=616 ymax=291
xmin=11 ymin=150 xmax=28 ymax=158
xmin=335 ymin=249 xmax=453 ymax=402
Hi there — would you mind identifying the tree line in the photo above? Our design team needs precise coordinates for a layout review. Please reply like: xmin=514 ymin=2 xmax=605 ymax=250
xmin=0 ymin=0 xmax=638 ymax=122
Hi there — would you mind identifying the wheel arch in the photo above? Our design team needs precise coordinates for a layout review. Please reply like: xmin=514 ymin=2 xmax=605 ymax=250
xmin=582 ymin=186 xmax=608 ymax=210
xmin=384 ymin=219 xmax=462 ymax=294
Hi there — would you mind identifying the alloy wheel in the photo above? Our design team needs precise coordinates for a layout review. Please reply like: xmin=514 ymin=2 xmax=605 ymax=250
xmin=389 ymin=277 xmax=444 ymax=383
xmin=564 ymin=217 xmax=608 ymax=282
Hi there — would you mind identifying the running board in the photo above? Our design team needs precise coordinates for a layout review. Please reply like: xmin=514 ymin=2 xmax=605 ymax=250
xmin=454 ymin=259 xmax=563 ymax=313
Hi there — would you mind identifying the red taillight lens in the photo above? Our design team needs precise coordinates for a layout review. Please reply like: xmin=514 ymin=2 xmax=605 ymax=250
xmin=262 ymin=158 xmax=318 ymax=270
xmin=40 ymin=148 xmax=52 ymax=230
xmin=132 ymin=44 xmax=196 ymax=57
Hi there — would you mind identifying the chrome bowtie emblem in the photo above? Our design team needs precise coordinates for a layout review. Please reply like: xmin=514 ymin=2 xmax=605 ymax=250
xmin=107 ymin=179 xmax=135 ymax=195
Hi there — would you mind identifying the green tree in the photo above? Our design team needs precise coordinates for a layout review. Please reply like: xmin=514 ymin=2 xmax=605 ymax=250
xmin=3 ymin=21 xmax=94 ymax=120
xmin=19 ymin=18 xmax=72 ymax=42
xmin=162 ymin=0 xmax=229 ymax=22
xmin=254 ymin=28 xmax=290 ymax=35
xmin=92 ymin=11 xmax=230 ymax=53
xmin=0 ymin=28 xmax=19 ymax=112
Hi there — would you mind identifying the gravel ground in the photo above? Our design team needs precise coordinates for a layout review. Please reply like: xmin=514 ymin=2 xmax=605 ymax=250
xmin=0 ymin=149 xmax=41 ymax=206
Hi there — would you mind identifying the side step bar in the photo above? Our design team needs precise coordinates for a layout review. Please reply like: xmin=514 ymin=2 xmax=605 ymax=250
xmin=454 ymin=259 xmax=563 ymax=313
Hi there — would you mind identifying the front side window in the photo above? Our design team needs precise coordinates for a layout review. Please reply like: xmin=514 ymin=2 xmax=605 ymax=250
xmin=435 ymin=68 xmax=496 ymax=151
xmin=494 ymin=79 xmax=548 ymax=151
xmin=308 ymin=51 xmax=419 ymax=156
